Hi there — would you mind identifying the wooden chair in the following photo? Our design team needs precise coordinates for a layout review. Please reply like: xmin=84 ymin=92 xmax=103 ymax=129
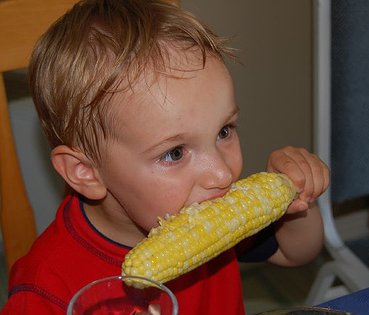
xmin=0 ymin=0 xmax=86 ymax=274
xmin=0 ymin=0 xmax=179 ymax=274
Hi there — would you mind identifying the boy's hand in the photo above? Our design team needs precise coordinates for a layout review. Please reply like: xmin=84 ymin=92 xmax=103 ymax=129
xmin=266 ymin=146 xmax=329 ymax=213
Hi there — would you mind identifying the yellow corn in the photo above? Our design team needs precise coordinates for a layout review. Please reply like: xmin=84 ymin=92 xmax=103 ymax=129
xmin=122 ymin=172 xmax=296 ymax=284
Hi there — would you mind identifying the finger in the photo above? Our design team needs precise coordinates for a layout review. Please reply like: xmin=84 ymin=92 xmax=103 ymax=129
xmin=299 ymin=149 xmax=327 ymax=200
xmin=322 ymin=159 xmax=330 ymax=193
xmin=300 ymin=150 xmax=331 ymax=201
xmin=266 ymin=148 xmax=306 ymax=193
xmin=283 ymin=147 xmax=315 ymax=200
xmin=148 ymin=304 xmax=161 ymax=315
xmin=288 ymin=199 xmax=309 ymax=213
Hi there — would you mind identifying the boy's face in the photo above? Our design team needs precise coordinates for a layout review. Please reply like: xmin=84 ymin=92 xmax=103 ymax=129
xmin=98 ymin=54 xmax=243 ymax=243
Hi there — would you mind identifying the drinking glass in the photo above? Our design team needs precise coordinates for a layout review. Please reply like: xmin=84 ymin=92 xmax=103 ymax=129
xmin=67 ymin=275 xmax=178 ymax=315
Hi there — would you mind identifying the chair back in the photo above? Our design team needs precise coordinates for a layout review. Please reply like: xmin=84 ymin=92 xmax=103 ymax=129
xmin=0 ymin=0 xmax=80 ymax=273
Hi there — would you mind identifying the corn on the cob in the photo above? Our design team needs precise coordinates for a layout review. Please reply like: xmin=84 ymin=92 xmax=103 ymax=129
xmin=122 ymin=172 xmax=296 ymax=284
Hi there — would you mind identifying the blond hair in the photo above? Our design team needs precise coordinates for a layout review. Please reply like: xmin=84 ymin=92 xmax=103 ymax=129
xmin=29 ymin=0 xmax=234 ymax=163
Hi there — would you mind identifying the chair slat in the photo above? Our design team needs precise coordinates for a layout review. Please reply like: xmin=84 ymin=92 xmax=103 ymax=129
xmin=0 ymin=74 xmax=37 ymax=272
xmin=0 ymin=0 xmax=79 ymax=272
xmin=0 ymin=0 xmax=79 ymax=71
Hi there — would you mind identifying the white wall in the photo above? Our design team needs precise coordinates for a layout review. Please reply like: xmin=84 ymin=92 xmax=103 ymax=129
xmin=182 ymin=0 xmax=313 ymax=176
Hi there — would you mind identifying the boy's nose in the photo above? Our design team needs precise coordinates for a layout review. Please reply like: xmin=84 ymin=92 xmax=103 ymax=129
xmin=198 ymin=151 xmax=233 ymax=190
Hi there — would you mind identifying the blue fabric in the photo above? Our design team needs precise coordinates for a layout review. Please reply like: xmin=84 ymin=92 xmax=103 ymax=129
xmin=318 ymin=287 xmax=369 ymax=315
xmin=345 ymin=237 xmax=369 ymax=265
xmin=331 ymin=0 xmax=369 ymax=203
xmin=237 ymin=225 xmax=278 ymax=262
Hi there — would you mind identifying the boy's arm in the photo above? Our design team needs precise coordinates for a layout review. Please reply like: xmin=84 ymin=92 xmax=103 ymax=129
xmin=268 ymin=203 xmax=324 ymax=266
xmin=1 ymin=292 xmax=66 ymax=315
xmin=265 ymin=146 xmax=329 ymax=266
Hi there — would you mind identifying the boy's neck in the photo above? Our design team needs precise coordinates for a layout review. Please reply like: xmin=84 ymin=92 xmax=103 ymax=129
xmin=83 ymin=201 xmax=147 ymax=247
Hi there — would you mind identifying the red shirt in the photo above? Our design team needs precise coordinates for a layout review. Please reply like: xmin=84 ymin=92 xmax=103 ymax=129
xmin=1 ymin=194 xmax=245 ymax=314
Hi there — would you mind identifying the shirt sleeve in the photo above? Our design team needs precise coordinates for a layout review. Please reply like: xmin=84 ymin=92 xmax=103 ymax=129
xmin=236 ymin=224 xmax=278 ymax=262
xmin=1 ymin=288 xmax=67 ymax=315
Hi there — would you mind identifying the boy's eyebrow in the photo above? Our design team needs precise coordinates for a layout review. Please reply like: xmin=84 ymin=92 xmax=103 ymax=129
xmin=229 ymin=106 xmax=240 ymax=118
xmin=143 ymin=134 xmax=186 ymax=154
xmin=143 ymin=106 xmax=240 ymax=154
xmin=224 ymin=106 xmax=240 ymax=122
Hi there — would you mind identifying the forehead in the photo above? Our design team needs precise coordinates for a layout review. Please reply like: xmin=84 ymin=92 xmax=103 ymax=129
xmin=109 ymin=53 xmax=235 ymax=143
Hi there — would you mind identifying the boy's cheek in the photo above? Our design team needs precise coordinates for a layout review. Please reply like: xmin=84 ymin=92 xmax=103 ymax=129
xmin=233 ymin=150 xmax=244 ymax=179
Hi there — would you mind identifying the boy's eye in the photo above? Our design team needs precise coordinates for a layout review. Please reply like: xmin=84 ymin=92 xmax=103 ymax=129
xmin=162 ymin=146 xmax=184 ymax=162
xmin=218 ymin=125 xmax=231 ymax=139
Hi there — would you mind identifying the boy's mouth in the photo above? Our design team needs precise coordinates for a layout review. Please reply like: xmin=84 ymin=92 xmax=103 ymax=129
xmin=201 ymin=189 xmax=230 ymax=203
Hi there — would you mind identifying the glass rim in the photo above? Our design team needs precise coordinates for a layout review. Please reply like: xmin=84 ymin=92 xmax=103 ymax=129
xmin=67 ymin=275 xmax=179 ymax=315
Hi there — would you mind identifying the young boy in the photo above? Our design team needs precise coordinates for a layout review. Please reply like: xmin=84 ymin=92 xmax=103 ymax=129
xmin=1 ymin=0 xmax=329 ymax=314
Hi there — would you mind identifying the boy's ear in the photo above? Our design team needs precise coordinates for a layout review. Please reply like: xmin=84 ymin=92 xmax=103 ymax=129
xmin=51 ymin=145 xmax=107 ymax=200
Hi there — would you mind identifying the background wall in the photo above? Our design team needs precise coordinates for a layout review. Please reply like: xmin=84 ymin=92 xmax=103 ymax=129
xmin=182 ymin=0 xmax=313 ymax=176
